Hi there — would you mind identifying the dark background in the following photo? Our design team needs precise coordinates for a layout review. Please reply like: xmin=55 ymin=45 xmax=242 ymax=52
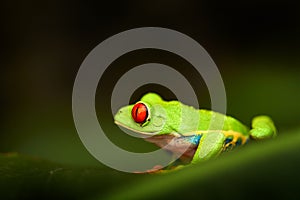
xmin=1 ymin=0 xmax=300 ymax=195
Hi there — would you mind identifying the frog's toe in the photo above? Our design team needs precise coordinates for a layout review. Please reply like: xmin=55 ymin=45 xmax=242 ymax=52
xmin=250 ymin=115 xmax=277 ymax=140
xmin=250 ymin=128 xmax=274 ymax=140
xmin=133 ymin=165 xmax=164 ymax=174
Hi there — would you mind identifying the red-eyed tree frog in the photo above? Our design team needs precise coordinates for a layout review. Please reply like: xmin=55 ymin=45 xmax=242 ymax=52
xmin=114 ymin=93 xmax=277 ymax=172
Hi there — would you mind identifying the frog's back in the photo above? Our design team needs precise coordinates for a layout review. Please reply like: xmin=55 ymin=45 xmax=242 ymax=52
xmin=198 ymin=109 xmax=249 ymax=136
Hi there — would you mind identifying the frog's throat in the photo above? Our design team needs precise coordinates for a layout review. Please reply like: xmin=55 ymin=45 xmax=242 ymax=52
xmin=114 ymin=120 xmax=182 ymax=137
xmin=114 ymin=120 xmax=158 ymax=136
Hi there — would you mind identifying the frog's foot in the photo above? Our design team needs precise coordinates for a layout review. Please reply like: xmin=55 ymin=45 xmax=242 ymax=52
xmin=133 ymin=165 xmax=165 ymax=174
xmin=152 ymin=165 xmax=185 ymax=173
xmin=134 ymin=165 xmax=185 ymax=174
xmin=249 ymin=115 xmax=277 ymax=140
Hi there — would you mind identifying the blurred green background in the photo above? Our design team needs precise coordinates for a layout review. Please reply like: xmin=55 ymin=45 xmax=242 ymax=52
xmin=1 ymin=0 xmax=300 ymax=199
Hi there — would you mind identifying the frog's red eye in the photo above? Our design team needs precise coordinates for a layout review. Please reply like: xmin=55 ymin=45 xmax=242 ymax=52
xmin=131 ymin=102 xmax=149 ymax=124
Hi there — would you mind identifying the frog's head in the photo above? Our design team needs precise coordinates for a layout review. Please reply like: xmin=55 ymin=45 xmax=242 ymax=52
xmin=114 ymin=93 xmax=179 ymax=136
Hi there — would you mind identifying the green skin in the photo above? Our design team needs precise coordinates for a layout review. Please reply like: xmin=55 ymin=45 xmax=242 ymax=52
xmin=114 ymin=93 xmax=276 ymax=171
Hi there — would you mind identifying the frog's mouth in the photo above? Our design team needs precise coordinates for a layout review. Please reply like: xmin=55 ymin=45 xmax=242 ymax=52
xmin=114 ymin=120 xmax=199 ymax=159
xmin=114 ymin=120 xmax=160 ymax=137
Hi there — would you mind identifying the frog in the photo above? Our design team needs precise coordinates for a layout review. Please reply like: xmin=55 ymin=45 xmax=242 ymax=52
xmin=114 ymin=93 xmax=277 ymax=172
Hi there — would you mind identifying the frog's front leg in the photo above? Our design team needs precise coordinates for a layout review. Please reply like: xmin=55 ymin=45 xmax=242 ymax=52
xmin=249 ymin=115 xmax=277 ymax=140
xmin=191 ymin=132 xmax=225 ymax=164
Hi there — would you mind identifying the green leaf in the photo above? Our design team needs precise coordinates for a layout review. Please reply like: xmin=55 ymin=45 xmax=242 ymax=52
xmin=1 ymin=130 xmax=300 ymax=199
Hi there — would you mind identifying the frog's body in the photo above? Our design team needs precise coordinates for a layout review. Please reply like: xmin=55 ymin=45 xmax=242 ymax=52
xmin=114 ymin=93 xmax=276 ymax=171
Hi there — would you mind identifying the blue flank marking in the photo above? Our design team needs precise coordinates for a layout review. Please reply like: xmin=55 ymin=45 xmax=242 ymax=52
xmin=236 ymin=138 xmax=242 ymax=146
xmin=245 ymin=138 xmax=250 ymax=144
xmin=224 ymin=137 xmax=233 ymax=144
xmin=184 ymin=135 xmax=202 ymax=145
